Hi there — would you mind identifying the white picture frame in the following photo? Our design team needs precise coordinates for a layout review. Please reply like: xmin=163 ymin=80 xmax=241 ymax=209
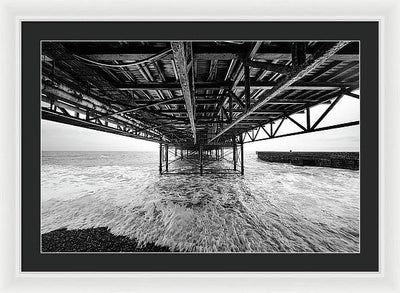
xmin=1 ymin=0 xmax=398 ymax=292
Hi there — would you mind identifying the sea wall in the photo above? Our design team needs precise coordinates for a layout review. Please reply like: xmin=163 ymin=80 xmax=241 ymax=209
xmin=256 ymin=152 xmax=359 ymax=170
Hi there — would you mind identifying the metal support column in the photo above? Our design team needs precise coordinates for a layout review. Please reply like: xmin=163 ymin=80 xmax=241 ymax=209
xmin=244 ymin=64 xmax=251 ymax=111
xmin=165 ymin=144 xmax=169 ymax=173
xmin=240 ymin=137 xmax=244 ymax=175
xmin=233 ymin=136 xmax=237 ymax=171
xmin=229 ymin=94 xmax=233 ymax=123
xmin=159 ymin=143 xmax=163 ymax=175
xmin=233 ymin=145 xmax=237 ymax=171
xmin=200 ymin=146 xmax=203 ymax=176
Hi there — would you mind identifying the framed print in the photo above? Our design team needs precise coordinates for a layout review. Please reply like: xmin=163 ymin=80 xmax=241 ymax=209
xmin=20 ymin=21 xmax=377 ymax=272
xmin=1 ymin=0 xmax=400 ymax=292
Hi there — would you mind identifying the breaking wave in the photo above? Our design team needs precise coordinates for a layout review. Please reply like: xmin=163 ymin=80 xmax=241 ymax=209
xmin=41 ymin=151 xmax=360 ymax=252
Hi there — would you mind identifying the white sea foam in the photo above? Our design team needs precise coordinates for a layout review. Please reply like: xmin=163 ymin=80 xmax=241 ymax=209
xmin=41 ymin=151 xmax=360 ymax=252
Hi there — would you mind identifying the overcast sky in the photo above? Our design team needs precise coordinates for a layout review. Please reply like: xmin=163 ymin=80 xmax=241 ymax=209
xmin=42 ymin=93 xmax=359 ymax=152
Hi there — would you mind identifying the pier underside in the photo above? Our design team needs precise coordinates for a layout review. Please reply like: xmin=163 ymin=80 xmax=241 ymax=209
xmin=158 ymin=144 xmax=244 ymax=175
xmin=41 ymin=41 xmax=359 ymax=174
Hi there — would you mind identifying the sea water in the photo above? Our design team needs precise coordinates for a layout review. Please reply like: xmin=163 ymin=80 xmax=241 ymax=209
xmin=41 ymin=151 xmax=360 ymax=252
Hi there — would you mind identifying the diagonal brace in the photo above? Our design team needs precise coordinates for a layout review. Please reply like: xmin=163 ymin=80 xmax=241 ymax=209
xmin=208 ymin=41 xmax=350 ymax=143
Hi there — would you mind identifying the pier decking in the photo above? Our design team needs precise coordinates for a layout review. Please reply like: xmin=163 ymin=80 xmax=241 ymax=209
xmin=41 ymin=41 xmax=359 ymax=174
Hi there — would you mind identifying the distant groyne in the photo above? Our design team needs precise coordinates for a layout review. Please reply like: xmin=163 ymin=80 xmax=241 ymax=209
xmin=256 ymin=152 xmax=359 ymax=170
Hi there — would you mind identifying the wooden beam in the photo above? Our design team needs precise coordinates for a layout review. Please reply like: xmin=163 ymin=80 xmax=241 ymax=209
xmin=326 ymin=61 xmax=358 ymax=82
xmin=246 ymin=60 xmax=292 ymax=74
xmin=171 ymin=42 xmax=197 ymax=144
xmin=208 ymin=41 xmax=350 ymax=143
xmin=303 ymin=60 xmax=341 ymax=82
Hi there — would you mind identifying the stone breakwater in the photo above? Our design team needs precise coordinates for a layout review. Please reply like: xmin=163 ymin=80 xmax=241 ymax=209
xmin=256 ymin=152 xmax=359 ymax=170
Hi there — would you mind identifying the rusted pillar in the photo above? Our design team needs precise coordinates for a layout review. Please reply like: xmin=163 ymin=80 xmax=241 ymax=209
xmin=240 ymin=139 xmax=244 ymax=175
xmin=292 ymin=42 xmax=307 ymax=67
xmin=200 ymin=146 xmax=203 ymax=175
xmin=244 ymin=64 xmax=250 ymax=111
xmin=159 ymin=143 xmax=163 ymax=175
xmin=166 ymin=144 xmax=169 ymax=172
xmin=233 ymin=146 xmax=237 ymax=171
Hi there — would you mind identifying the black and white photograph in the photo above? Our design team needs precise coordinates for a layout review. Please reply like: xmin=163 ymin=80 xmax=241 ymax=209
xmin=40 ymin=40 xmax=361 ymax=253
xmin=2 ymin=0 xmax=397 ymax=288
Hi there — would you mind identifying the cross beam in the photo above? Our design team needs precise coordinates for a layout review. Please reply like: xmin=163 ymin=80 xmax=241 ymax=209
xmin=81 ymin=52 xmax=359 ymax=62
xmin=42 ymin=108 xmax=168 ymax=144
xmin=171 ymin=42 xmax=197 ymax=144
xmin=231 ymin=42 xmax=263 ymax=89
xmin=116 ymin=81 xmax=357 ymax=91
xmin=208 ymin=41 xmax=351 ymax=143
xmin=91 ymin=96 xmax=182 ymax=121
xmin=244 ymin=121 xmax=359 ymax=144
xmin=246 ymin=60 xmax=292 ymax=75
